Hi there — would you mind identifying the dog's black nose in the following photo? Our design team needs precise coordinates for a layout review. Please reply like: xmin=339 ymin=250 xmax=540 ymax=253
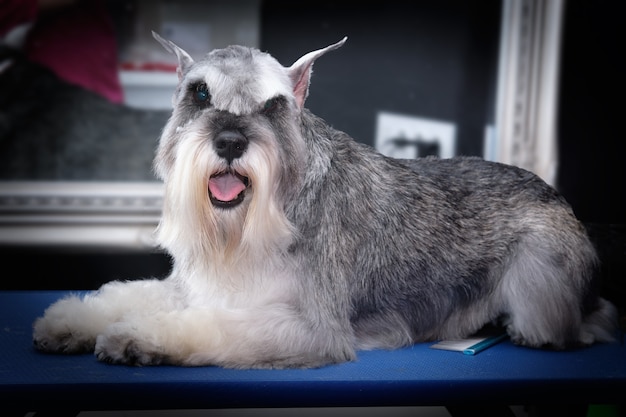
xmin=214 ymin=130 xmax=248 ymax=164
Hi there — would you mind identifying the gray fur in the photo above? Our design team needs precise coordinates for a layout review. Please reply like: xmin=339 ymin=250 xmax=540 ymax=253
xmin=288 ymin=111 xmax=609 ymax=350
xmin=32 ymin=35 xmax=617 ymax=368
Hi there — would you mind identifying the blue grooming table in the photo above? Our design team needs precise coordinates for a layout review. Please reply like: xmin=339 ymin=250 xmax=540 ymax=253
xmin=1 ymin=291 xmax=625 ymax=411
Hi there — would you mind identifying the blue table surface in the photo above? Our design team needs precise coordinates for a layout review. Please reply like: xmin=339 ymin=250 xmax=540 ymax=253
xmin=1 ymin=291 xmax=625 ymax=410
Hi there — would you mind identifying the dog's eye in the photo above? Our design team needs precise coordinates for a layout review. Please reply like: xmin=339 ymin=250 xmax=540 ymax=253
xmin=193 ymin=83 xmax=211 ymax=105
xmin=261 ymin=97 xmax=279 ymax=115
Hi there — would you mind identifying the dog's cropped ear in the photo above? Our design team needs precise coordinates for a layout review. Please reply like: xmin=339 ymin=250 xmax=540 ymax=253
xmin=152 ymin=31 xmax=194 ymax=80
xmin=288 ymin=37 xmax=347 ymax=109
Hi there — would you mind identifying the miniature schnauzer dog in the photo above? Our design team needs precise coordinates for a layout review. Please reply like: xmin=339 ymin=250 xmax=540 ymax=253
xmin=33 ymin=33 xmax=616 ymax=368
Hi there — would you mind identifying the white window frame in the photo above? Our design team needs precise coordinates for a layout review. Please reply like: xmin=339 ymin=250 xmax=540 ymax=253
xmin=492 ymin=0 xmax=565 ymax=186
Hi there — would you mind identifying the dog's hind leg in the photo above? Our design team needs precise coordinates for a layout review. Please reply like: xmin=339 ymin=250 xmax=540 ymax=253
xmin=500 ymin=249 xmax=581 ymax=348
xmin=499 ymin=234 xmax=615 ymax=349
xmin=33 ymin=279 xmax=180 ymax=354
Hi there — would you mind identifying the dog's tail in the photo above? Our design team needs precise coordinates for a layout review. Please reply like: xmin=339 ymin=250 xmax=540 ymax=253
xmin=579 ymin=297 xmax=619 ymax=345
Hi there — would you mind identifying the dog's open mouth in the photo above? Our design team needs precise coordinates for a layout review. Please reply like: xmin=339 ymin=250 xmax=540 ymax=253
xmin=208 ymin=171 xmax=249 ymax=208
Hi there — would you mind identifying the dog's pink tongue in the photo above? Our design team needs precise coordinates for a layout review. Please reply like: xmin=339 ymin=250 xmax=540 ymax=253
xmin=209 ymin=173 xmax=246 ymax=202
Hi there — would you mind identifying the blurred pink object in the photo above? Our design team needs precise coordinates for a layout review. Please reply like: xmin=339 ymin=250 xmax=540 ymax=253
xmin=1 ymin=0 xmax=124 ymax=103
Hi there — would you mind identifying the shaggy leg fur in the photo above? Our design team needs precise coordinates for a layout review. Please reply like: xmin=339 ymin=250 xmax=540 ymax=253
xmin=35 ymin=278 xmax=355 ymax=368
xmin=500 ymin=236 xmax=616 ymax=349
xmin=94 ymin=305 xmax=355 ymax=368
xmin=33 ymin=280 xmax=180 ymax=354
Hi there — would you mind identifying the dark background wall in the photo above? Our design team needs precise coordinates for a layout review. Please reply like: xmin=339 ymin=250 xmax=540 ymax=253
xmin=260 ymin=0 xmax=501 ymax=156
xmin=556 ymin=0 xmax=624 ymax=312
xmin=557 ymin=0 xmax=624 ymax=225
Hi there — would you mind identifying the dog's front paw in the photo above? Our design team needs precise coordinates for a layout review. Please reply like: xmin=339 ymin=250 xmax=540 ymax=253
xmin=33 ymin=317 xmax=95 ymax=354
xmin=95 ymin=323 xmax=168 ymax=366
xmin=33 ymin=296 xmax=97 ymax=354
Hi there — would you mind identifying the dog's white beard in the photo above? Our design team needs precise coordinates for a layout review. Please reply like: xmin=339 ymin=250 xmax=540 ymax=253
xmin=156 ymin=133 xmax=295 ymax=273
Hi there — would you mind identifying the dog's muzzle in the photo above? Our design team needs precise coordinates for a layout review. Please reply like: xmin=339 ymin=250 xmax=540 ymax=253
xmin=209 ymin=130 xmax=250 ymax=209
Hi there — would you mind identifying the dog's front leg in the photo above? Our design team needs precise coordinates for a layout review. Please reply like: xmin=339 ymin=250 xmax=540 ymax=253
xmin=33 ymin=279 xmax=179 ymax=354
xmin=94 ymin=305 xmax=356 ymax=369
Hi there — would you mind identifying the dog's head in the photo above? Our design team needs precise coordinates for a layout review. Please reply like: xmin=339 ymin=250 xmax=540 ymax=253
xmin=152 ymin=32 xmax=345 ymax=264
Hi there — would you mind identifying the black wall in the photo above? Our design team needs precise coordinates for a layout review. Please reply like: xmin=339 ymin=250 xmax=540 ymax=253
xmin=260 ymin=0 xmax=501 ymax=156
xmin=556 ymin=1 xmax=624 ymax=310
xmin=557 ymin=1 xmax=624 ymax=224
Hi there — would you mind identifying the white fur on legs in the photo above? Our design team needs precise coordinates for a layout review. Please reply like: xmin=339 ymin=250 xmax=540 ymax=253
xmin=94 ymin=304 xmax=355 ymax=369
xmin=33 ymin=294 xmax=109 ymax=353
xmin=33 ymin=279 xmax=181 ymax=354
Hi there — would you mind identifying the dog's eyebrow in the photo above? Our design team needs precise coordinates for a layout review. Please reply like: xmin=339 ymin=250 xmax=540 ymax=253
xmin=259 ymin=95 xmax=286 ymax=114
xmin=187 ymin=80 xmax=209 ymax=90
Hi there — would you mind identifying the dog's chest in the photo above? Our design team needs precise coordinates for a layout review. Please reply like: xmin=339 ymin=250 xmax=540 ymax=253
xmin=178 ymin=263 xmax=296 ymax=309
